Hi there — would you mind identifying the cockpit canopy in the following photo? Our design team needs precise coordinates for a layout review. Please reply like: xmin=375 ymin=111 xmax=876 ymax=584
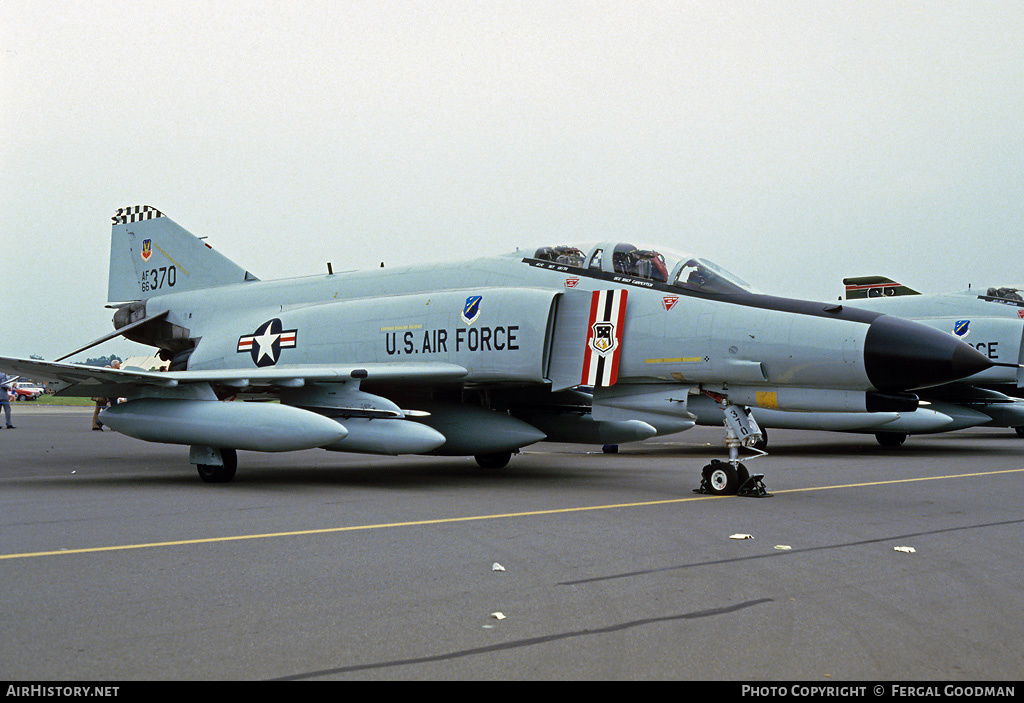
xmin=532 ymin=241 xmax=755 ymax=295
xmin=986 ymin=286 xmax=1023 ymax=302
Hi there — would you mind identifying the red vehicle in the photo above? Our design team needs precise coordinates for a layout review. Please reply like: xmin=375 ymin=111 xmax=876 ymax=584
xmin=9 ymin=382 xmax=45 ymax=401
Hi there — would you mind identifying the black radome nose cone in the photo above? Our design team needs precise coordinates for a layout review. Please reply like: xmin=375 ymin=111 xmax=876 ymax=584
xmin=864 ymin=315 xmax=993 ymax=391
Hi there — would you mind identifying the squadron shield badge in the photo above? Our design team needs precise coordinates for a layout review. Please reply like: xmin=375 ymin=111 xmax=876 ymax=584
xmin=953 ymin=320 xmax=971 ymax=339
xmin=237 ymin=318 xmax=298 ymax=367
xmin=141 ymin=239 xmax=152 ymax=262
xmin=461 ymin=295 xmax=483 ymax=325
xmin=590 ymin=321 xmax=617 ymax=354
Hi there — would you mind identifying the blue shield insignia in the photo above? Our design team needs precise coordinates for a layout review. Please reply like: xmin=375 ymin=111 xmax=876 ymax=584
xmin=953 ymin=320 xmax=970 ymax=338
xmin=461 ymin=296 xmax=483 ymax=325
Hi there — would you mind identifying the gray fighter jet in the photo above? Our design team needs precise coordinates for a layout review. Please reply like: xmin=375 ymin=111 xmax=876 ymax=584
xmin=841 ymin=276 xmax=1024 ymax=443
xmin=0 ymin=207 xmax=998 ymax=494
xmin=684 ymin=276 xmax=1024 ymax=447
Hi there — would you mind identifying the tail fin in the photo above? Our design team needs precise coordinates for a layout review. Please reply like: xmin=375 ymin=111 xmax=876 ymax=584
xmin=107 ymin=206 xmax=258 ymax=303
xmin=843 ymin=276 xmax=920 ymax=300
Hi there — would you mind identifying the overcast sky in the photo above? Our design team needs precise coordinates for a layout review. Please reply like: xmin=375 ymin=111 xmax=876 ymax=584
xmin=3 ymin=1 xmax=1023 ymax=361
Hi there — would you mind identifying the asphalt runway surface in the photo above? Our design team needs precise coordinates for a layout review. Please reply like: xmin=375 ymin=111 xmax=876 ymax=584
xmin=2 ymin=405 xmax=1023 ymax=681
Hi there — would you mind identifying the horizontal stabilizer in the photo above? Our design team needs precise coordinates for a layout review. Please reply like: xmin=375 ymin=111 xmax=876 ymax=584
xmin=54 ymin=311 xmax=169 ymax=362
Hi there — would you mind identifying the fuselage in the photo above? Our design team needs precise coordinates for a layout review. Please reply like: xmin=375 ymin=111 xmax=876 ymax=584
xmin=140 ymin=243 xmax=991 ymax=406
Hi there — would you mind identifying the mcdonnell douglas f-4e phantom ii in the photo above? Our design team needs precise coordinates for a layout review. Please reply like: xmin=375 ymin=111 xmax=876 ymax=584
xmin=0 ymin=207 xmax=1001 ymax=494
xmin=681 ymin=275 xmax=1024 ymax=448
xmin=835 ymin=275 xmax=1024 ymax=444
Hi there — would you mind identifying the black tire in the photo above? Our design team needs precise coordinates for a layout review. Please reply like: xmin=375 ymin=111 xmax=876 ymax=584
xmin=1015 ymin=426 xmax=1024 ymax=438
xmin=703 ymin=460 xmax=739 ymax=496
xmin=875 ymin=432 xmax=908 ymax=448
xmin=602 ymin=444 xmax=619 ymax=454
xmin=752 ymin=428 xmax=768 ymax=452
xmin=197 ymin=448 xmax=238 ymax=483
xmin=475 ymin=452 xmax=512 ymax=469
xmin=736 ymin=462 xmax=750 ymax=489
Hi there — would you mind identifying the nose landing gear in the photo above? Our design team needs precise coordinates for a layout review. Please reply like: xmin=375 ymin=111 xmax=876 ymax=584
xmin=694 ymin=394 xmax=771 ymax=497
xmin=698 ymin=459 xmax=769 ymax=497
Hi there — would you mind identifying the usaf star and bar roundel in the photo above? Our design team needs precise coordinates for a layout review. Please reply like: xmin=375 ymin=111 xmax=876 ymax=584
xmin=237 ymin=319 xmax=298 ymax=367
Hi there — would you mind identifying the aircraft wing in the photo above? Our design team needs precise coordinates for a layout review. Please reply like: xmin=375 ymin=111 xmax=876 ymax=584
xmin=0 ymin=356 xmax=469 ymax=399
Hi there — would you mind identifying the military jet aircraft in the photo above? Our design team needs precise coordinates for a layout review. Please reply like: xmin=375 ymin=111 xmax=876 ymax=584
xmin=0 ymin=207 xmax=998 ymax=494
xmin=839 ymin=275 xmax=1024 ymax=443
xmin=687 ymin=276 xmax=1024 ymax=448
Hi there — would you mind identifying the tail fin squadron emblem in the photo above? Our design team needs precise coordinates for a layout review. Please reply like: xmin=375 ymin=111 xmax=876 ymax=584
xmin=237 ymin=319 xmax=298 ymax=367
xmin=141 ymin=239 xmax=152 ymax=262
xmin=461 ymin=295 xmax=483 ymax=325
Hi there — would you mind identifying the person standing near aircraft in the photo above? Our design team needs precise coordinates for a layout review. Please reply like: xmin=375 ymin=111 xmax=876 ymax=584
xmin=92 ymin=395 xmax=107 ymax=430
xmin=91 ymin=359 xmax=121 ymax=430
xmin=0 ymin=372 xmax=14 ymax=429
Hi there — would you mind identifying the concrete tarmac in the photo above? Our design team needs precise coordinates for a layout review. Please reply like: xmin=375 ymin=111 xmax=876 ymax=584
xmin=1 ymin=405 xmax=1023 ymax=681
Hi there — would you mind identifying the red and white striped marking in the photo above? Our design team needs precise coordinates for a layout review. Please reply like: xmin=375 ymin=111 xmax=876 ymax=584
xmin=581 ymin=289 xmax=627 ymax=387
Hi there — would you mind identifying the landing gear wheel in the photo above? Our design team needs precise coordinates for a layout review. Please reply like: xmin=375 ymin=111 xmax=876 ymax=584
xmin=875 ymin=432 xmax=908 ymax=448
xmin=475 ymin=451 xmax=512 ymax=469
xmin=736 ymin=463 xmax=750 ymax=488
xmin=602 ymin=444 xmax=619 ymax=454
xmin=197 ymin=448 xmax=237 ymax=483
xmin=702 ymin=460 xmax=739 ymax=496
xmin=1015 ymin=426 xmax=1024 ymax=438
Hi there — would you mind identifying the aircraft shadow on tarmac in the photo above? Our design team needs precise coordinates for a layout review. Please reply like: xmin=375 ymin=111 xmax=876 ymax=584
xmin=7 ymin=425 xmax=1020 ymax=489
xmin=13 ymin=454 xmax=605 ymax=490
xmin=622 ymin=431 xmax=1023 ymax=458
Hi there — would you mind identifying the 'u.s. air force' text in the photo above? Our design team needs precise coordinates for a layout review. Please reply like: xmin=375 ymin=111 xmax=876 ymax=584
xmin=384 ymin=326 xmax=520 ymax=356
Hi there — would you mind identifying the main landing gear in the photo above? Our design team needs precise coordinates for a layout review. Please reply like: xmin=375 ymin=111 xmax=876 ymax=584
xmin=193 ymin=447 xmax=238 ymax=483
xmin=694 ymin=396 xmax=770 ymax=498
xmin=875 ymin=432 xmax=908 ymax=448
xmin=475 ymin=451 xmax=513 ymax=469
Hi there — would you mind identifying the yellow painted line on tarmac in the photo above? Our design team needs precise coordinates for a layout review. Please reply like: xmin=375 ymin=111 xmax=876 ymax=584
xmin=3 ymin=467 xmax=1023 ymax=561
xmin=773 ymin=467 xmax=1024 ymax=494
xmin=0 ymin=496 xmax=721 ymax=560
